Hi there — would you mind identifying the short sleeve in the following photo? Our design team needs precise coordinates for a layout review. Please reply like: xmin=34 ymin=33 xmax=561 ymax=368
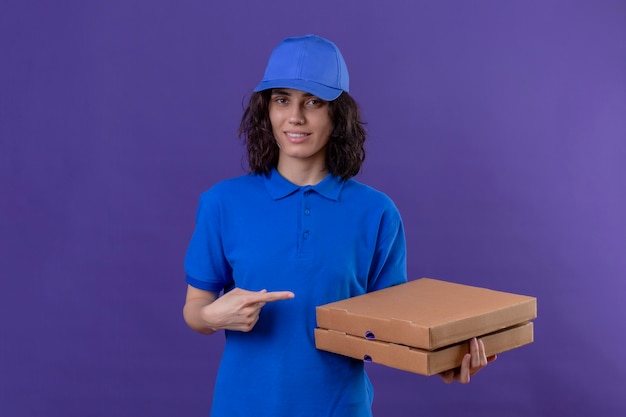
xmin=366 ymin=204 xmax=408 ymax=292
xmin=184 ymin=190 xmax=233 ymax=292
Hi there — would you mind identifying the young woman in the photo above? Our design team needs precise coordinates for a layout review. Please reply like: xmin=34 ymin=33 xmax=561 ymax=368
xmin=183 ymin=34 xmax=492 ymax=417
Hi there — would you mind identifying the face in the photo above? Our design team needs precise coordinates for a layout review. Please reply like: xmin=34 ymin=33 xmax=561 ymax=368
xmin=268 ymin=88 xmax=333 ymax=169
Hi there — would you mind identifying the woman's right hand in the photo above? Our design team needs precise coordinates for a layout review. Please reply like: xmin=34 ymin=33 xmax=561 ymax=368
xmin=202 ymin=288 xmax=295 ymax=332
xmin=183 ymin=285 xmax=295 ymax=334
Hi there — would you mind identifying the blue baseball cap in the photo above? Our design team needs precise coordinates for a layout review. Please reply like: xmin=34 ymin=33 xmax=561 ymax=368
xmin=253 ymin=34 xmax=349 ymax=101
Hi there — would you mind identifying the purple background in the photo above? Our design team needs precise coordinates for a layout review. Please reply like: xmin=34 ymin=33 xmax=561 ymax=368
xmin=2 ymin=0 xmax=625 ymax=416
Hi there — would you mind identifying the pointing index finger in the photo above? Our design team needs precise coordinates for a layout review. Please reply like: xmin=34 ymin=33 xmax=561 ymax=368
xmin=244 ymin=290 xmax=295 ymax=305
xmin=260 ymin=291 xmax=295 ymax=302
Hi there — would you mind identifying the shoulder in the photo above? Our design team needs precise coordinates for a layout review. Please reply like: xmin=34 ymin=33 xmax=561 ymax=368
xmin=339 ymin=178 xmax=404 ymax=229
xmin=193 ymin=174 xmax=266 ymax=216
xmin=341 ymin=178 xmax=399 ymax=211
xmin=199 ymin=173 xmax=264 ymax=200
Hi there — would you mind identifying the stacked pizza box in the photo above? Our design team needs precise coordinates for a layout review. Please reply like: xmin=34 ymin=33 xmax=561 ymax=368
xmin=314 ymin=278 xmax=536 ymax=376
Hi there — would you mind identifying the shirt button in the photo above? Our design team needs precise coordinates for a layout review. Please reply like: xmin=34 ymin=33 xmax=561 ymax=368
xmin=303 ymin=231 xmax=310 ymax=239
xmin=304 ymin=209 xmax=311 ymax=215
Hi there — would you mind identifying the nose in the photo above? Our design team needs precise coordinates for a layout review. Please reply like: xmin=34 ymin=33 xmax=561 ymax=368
xmin=288 ymin=105 xmax=305 ymax=125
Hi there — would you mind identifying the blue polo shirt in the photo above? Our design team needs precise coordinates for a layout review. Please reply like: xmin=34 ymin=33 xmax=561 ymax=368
xmin=185 ymin=168 xmax=407 ymax=417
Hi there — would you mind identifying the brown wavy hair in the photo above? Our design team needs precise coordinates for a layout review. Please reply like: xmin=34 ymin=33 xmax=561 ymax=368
xmin=238 ymin=90 xmax=366 ymax=181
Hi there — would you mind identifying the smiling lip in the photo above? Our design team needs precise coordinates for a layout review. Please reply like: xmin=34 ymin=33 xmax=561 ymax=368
xmin=285 ymin=131 xmax=310 ymax=143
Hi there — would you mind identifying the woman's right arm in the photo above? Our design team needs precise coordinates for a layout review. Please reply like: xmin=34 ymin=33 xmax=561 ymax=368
xmin=183 ymin=285 xmax=220 ymax=335
xmin=183 ymin=284 xmax=295 ymax=335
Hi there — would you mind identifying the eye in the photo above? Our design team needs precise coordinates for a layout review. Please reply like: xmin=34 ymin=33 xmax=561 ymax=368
xmin=273 ymin=97 xmax=288 ymax=104
xmin=306 ymin=98 xmax=325 ymax=107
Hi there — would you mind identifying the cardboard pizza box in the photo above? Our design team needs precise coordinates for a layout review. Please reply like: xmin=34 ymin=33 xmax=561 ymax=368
xmin=315 ymin=321 xmax=534 ymax=376
xmin=316 ymin=278 xmax=536 ymax=350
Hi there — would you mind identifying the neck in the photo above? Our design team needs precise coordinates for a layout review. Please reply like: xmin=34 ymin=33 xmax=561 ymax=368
xmin=276 ymin=160 xmax=329 ymax=186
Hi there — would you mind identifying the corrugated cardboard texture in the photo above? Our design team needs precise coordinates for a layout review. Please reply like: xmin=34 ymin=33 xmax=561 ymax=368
xmin=316 ymin=278 xmax=537 ymax=350
xmin=315 ymin=321 xmax=534 ymax=376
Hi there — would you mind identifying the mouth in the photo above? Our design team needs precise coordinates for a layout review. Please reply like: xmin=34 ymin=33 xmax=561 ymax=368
xmin=284 ymin=131 xmax=310 ymax=142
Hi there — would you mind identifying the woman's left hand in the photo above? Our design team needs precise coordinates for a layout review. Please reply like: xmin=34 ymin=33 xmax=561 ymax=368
xmin=438 ymin=337 xmax=497 ymax=384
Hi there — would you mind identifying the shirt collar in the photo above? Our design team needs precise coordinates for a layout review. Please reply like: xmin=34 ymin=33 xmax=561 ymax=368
xmin=263 ymin=168 xmax=344 ymax=201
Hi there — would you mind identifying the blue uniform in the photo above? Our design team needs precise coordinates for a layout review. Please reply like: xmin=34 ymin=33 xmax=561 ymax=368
xmin=185 ymin=168 xmax=407 ymax=417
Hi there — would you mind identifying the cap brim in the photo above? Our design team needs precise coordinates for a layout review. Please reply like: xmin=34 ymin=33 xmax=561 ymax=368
xmin=253 ymin=79 xmax=343 ymax=101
